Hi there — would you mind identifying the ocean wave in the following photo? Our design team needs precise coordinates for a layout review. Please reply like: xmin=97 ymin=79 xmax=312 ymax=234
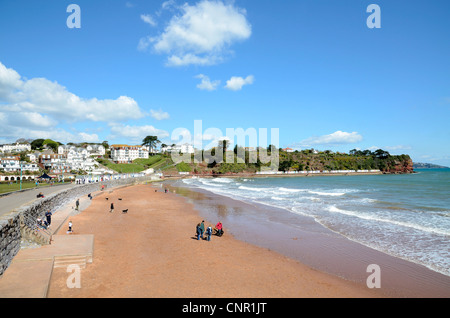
xmin=278 ymin=187 xmax=306 ymax=193
xmin=209 ymin=177 xmax=234 ymax=183
xmin=309 ymin=190 xmax=345 ymax=196
xmin=238 ymin=185 xmax=273 ymax=192
xmin=271 ymin=196 xmax=285 ymax=201
xmin=199 ymin=181 xmax=224 ymax=187
xmin=358 ymin=198 xmax=377 ymax=204
xmin=326 ymin=206 xmax=450 ymax=237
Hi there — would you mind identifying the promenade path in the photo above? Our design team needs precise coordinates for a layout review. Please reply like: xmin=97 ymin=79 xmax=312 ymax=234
xmin=0 ymin=187 xmax=96 ymax=297
xmin=0 ymin=183 xmax=77 ymax=218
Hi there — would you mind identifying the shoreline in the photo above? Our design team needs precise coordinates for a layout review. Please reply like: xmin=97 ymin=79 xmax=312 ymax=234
xmin=46 ymin=183 xmax=387 ymax=298
xmin=163 ymin=170 xmax=405 ymax=179
xmin=164 ymin=179 xmax=450 ymax=298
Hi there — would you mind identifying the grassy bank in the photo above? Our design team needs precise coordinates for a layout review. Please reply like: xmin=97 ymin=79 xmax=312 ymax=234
xmin=96 ymin=155 xmax=166 ymax=173
xmin=0 ymin=181 xmax=62 ymax=194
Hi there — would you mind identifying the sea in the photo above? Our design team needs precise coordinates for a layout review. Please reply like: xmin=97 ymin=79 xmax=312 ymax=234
xmin=180 ymin=169 xmax=450 ymax=277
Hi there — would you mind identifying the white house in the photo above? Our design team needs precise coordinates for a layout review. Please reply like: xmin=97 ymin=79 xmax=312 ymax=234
xmin=110 ymin=145 xmax=149 ymax=163
xmin=85 ymin=144 xmax=106 ymax=156
xmin=26 ymin=152 xmax=41 ymax=163
xmin=161 ymin=143 xmax=195 ymax=154
xmin=0 ymin=156 xmax=39 ymax=173
xmin=0 ymin=143 xmax=31 ymax=153
xmin=58 ymin=144 xmax=105 ymax=157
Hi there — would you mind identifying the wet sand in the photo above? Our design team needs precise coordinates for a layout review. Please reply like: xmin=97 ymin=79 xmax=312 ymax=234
xmin=168 ymin=180 xmax=450 ymax=298
xmin=47 ymin=183 xmax=385 ymax=298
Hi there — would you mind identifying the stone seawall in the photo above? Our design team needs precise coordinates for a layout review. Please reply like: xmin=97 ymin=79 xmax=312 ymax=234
xmin=0 ymin=175 xmax=159 ymax=275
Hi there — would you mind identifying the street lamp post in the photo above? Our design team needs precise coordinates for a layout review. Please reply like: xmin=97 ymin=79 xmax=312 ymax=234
xmin=20 ymin=161 xmax=22 ymax=191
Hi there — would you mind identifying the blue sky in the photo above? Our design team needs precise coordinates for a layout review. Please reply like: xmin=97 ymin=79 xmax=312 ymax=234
xmin=0 ymin=0 xmax=449 ymax=165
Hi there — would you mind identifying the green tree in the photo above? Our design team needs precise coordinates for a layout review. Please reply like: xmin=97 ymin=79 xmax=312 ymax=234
xmin=31 ymin=139 xmax=45 ymax=150
xmin=43 ymin=139 xmax=59 ymax=152
xmin=373 ymin=149 xmax=390 ymax=159
xmin=142 ymin=136 xmax=160 ymax=155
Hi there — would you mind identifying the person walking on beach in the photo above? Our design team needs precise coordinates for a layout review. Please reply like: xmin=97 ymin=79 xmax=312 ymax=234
xmin=196 ymin=223 xmax=201 ymax=240
xmin=206 ymin=225 xmax=212 ymax=241
xmin=110 ymin=202 xmax=114 ymax=213
xmin=68 ymin=220 xmax=73 ymax=233
xmin=199 ymin=220 xmax=205 ymax=239
xmin=76 ymin=199 xmax=80 ymax=211
xmin=45 ymin=210 xmax=52 ymax=227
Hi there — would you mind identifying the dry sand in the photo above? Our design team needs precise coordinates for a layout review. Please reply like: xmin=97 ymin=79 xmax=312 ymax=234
xmin=47 ymin=184 xmax=383 ymax=298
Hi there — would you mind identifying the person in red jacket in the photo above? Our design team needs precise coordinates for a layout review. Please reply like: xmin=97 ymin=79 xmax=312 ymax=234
xmin=215 ymin=221 xmax=224 ymax=237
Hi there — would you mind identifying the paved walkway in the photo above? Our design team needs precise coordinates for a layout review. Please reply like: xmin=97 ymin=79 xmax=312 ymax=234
xmin=0 ymin=183 xmax=77 ymax=218
xmin=0 ymin=193 xmax=95 ymax=298
xmin=0 ymin=180 xmax=156 ymax=298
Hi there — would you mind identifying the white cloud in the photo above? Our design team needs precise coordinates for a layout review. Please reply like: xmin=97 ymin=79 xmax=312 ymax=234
xmin=2 ymin=111 xmax=57 ymax=128
xmin=297 ymin=131 xmax=363 ymax=147
xmin=0 ymin=61 xmax=23 ymax=100
xmin=140 ymin=14 xmax=157 ymax=27
xmin=109 ymin=123 xmax=169 ymax=144
xmin=368 ymin=145 xmax=412 ymax=153
xmin=143 ymin=0 xmax=251 ymax=66
xmin=385 ymin=145 xmax=412 ymax=151
xmin=167 ymin=53 xmax=221 ymax=67
xmin=161 ymin=0 xmax=176 ymax=11
xmin=137 ymin=36 xmax=153 ymax=51
xmin=0 ymin=115 xmax=100 ymax=144
xmin=195 ymin=74 xmax=220 ymax=91
xmin=78 ymin=132 xmax=100 ymax=143
xmin=0 ymin=61 xmax=145 ymax=124
xmin=150 ymin=109 xmax=170 ymax=120
xmin=225 ymin=75 xmax=254 ymax=91
xmin=0 ymin=61 xmax=150 ymax=144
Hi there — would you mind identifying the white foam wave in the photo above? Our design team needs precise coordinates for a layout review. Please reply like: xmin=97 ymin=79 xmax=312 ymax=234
xmin=278 ymin=187 xmax=306 ymax=193
xmin=209 ymin=177 xmax=234 ymax=183
xmin=326 ymin=206 xmax=450 ymax=237
xmin=309 ymin=191 xmax=345 ymax=196
xmin=238 ymin=185 xmax=272 ymax=192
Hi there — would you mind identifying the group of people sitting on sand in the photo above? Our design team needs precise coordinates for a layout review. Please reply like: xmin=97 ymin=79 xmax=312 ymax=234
xmin=195 ymin=220 xmax=224 ymax=241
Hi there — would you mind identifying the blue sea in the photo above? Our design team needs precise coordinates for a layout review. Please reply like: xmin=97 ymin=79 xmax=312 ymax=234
xmin=182 ymin=169 xmax=450 ymax=277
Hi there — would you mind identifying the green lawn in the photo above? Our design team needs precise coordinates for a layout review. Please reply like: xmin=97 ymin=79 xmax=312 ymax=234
xmin=96 ymin=155 xmax=166 ymax=173
xmin=0 ymin=181 xmax=54 ymax=194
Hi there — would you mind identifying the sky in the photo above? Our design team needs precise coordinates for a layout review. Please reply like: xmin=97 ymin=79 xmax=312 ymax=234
xmin=0 ymin=0 xmax=449 ymax=166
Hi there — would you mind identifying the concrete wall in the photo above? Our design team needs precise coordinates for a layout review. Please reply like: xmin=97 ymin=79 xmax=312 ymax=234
xmin=0 ymin=175 xmax=159 ymax=275
xmin=0 ymin=217 xmax=21 ymax=276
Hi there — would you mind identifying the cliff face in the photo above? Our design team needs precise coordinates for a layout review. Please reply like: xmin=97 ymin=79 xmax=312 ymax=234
xmin=167 ymin=150 xmax=415 ymax=175
xmin=387 ymin=157 xmax=414 ymax=174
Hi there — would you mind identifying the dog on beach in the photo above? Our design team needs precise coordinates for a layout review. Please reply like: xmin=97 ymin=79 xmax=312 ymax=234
xmin=122 ymin=209 xmax=128 ymax=214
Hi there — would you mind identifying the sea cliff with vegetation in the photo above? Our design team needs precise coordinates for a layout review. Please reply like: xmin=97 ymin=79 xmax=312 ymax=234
xmin=168 ymin=147 xmax=414 ymax=176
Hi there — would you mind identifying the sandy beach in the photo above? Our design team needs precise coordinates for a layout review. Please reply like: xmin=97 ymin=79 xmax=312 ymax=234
xmin=46 ymin=183 xmax=385 ymax=298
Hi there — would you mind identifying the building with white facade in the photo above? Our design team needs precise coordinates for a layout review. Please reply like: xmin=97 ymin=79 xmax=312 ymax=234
xmin=110 ymin=145 xmax=149 ymax=163
xmin=161 ymin=143 xmax=195 ymax=154
xmin=85 ymin=144 xmax=106 ymax=156
xmin=39 ymin=151 xmax=99 ymax=174
xmin=0 ymin=143 xmax=31 ymax=153
xmin=58 ymin=144 xmax=105 ymax=157
xmin=0 ymin=156 xmax=39 ymax=173
xmin=26 ymin=152 xmax=41 ymax=163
